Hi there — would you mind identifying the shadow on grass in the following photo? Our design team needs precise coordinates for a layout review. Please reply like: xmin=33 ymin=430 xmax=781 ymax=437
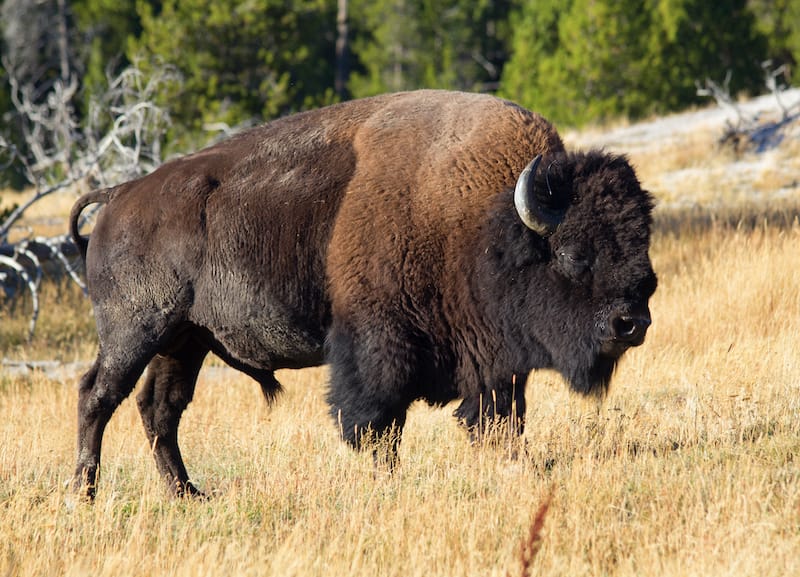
xmin=655 ymin=198 xmax=800 ymax=237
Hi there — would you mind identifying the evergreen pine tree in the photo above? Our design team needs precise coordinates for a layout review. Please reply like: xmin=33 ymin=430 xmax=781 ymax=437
xmin=502 ymin=0 xmax=770 ymax=126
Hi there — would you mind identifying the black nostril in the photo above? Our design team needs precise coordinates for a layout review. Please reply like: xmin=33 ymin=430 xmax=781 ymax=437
xmin=612 ymin=315 xmax=651 ymax=342
xmin=614 ymin=317 xmax=636 ymax=338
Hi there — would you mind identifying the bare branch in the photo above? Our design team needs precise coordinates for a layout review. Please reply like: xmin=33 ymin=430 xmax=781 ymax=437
xmin=698 ymin=65 xmax=799 ymax=154
xmin=0 ymin=255 xmax=39 ymax=340
xmin=34 ymin=234 xmax=87 ymax=293
xmin=1 ymin=57 xmax=177 ymax=339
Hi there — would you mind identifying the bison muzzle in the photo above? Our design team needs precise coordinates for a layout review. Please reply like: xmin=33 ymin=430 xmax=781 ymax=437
xmin=69 ymin=90 xmax=657 ymax=498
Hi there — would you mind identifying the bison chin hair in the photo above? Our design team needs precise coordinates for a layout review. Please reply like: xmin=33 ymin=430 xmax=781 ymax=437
xmin=561 ymin=353 xmax=619 ymax=399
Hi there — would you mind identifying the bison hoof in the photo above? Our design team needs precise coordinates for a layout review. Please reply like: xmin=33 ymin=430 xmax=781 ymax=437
xmin=64 ymin=478 xmax=97 ymax=510
xmin=64 ymin=487 xmax=93 ymax=510
xmin=171 ymin=479 xmax=207 ymax=500
xmin=69 ymin=472 xmax=98 ymax=501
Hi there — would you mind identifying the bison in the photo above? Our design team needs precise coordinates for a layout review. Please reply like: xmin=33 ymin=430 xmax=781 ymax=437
xmin=69 ymin=89 xmax=657 ymax=498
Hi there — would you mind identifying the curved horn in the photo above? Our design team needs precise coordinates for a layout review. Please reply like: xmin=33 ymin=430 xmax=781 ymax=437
xmin=513 ymin=154 xmax=565 ymax=236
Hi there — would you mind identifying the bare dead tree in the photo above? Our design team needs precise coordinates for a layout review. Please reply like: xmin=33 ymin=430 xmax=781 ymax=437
xmin=0 ymin=60 xmax=177 ymax=339
xmin=697 ymin=62 xmax=800 ymax=153
xmin=335 ymin=0 xmax=349 ymax=99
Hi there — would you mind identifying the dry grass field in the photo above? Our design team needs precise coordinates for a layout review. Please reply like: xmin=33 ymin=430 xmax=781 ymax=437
xmin=2 ymin=97 xmax=800 ymax=576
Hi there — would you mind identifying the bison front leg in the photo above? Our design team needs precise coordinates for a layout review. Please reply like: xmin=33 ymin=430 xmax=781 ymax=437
xmin=326 ymin=322 xmax=413 ymax=470
xmin=136 ymin=341 xmax=208 ymax=498
xmin=328 ymin=380 xmax=409 ymax=471
xmin=454 ymin=380 xmax=527 ymax=448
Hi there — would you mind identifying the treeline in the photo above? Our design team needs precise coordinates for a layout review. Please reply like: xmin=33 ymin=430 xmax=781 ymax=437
xmin=1 ymin=0 xmax=799 ymax=167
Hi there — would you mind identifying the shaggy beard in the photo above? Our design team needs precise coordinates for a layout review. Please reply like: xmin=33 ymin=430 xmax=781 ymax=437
xmin=563 ymin=352 xmax=620 ymax=398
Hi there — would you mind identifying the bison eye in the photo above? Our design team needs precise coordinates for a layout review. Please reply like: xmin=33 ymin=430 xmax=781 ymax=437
xmin=556 ymin=247 xmax=591 ymax=278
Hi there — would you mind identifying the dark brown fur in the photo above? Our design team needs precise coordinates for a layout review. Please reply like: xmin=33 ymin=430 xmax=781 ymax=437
xmin=70 ymin=90 xmax=655 ymax=498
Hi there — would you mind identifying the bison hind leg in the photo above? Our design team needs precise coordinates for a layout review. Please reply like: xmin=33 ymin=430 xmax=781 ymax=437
xmin=136 ymin=336 xmax=209 ymax=498
xmin=73 ymin=349 xmax=152 ymax=500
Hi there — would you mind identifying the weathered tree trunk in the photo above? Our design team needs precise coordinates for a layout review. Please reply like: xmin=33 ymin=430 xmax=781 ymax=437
xmin=56 ymin=0 xmax=70 ymax=83
xmin=335 ymin=0 xmax=349 ymax=99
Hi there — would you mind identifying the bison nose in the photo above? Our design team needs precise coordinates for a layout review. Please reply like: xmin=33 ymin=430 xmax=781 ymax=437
xmin=610 ymin=312 xmax=651 ymax=344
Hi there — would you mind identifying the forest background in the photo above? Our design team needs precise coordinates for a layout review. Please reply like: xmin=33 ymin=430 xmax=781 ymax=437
xmin=1 ymin=0 xmax=800 ymax=191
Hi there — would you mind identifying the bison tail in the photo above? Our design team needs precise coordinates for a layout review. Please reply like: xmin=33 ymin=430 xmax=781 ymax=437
xmin=69 ymin=188 xmax=111 ymax=261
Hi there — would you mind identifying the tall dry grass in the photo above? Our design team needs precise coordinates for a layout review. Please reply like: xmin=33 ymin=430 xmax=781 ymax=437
xmin=2 ymin=212 xmax=799 ymax=577
xmin=2 ymin=103 xmax=800 ymax=575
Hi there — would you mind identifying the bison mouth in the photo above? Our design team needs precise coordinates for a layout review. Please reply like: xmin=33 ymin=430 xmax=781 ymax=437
xmin=561 ymin=309 xmax=651 ymax=396
xmin=562 ymin=328 xmax=649 ymax=397
xmin=556 ymin=332 xmax=639 ymax=397
xmin=535 ymin=306 xmax=651 ymax=397
xmin=599 ymin=338 xmax=634 ymax=358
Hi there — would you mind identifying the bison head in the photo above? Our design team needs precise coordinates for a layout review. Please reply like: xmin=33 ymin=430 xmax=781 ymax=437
xmin=480 ymin=150 xmax=657 ymax=396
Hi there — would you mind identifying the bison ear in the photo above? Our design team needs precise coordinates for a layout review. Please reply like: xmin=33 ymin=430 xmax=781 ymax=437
xmin=514 ymin=154 xmax=567 ymax=236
